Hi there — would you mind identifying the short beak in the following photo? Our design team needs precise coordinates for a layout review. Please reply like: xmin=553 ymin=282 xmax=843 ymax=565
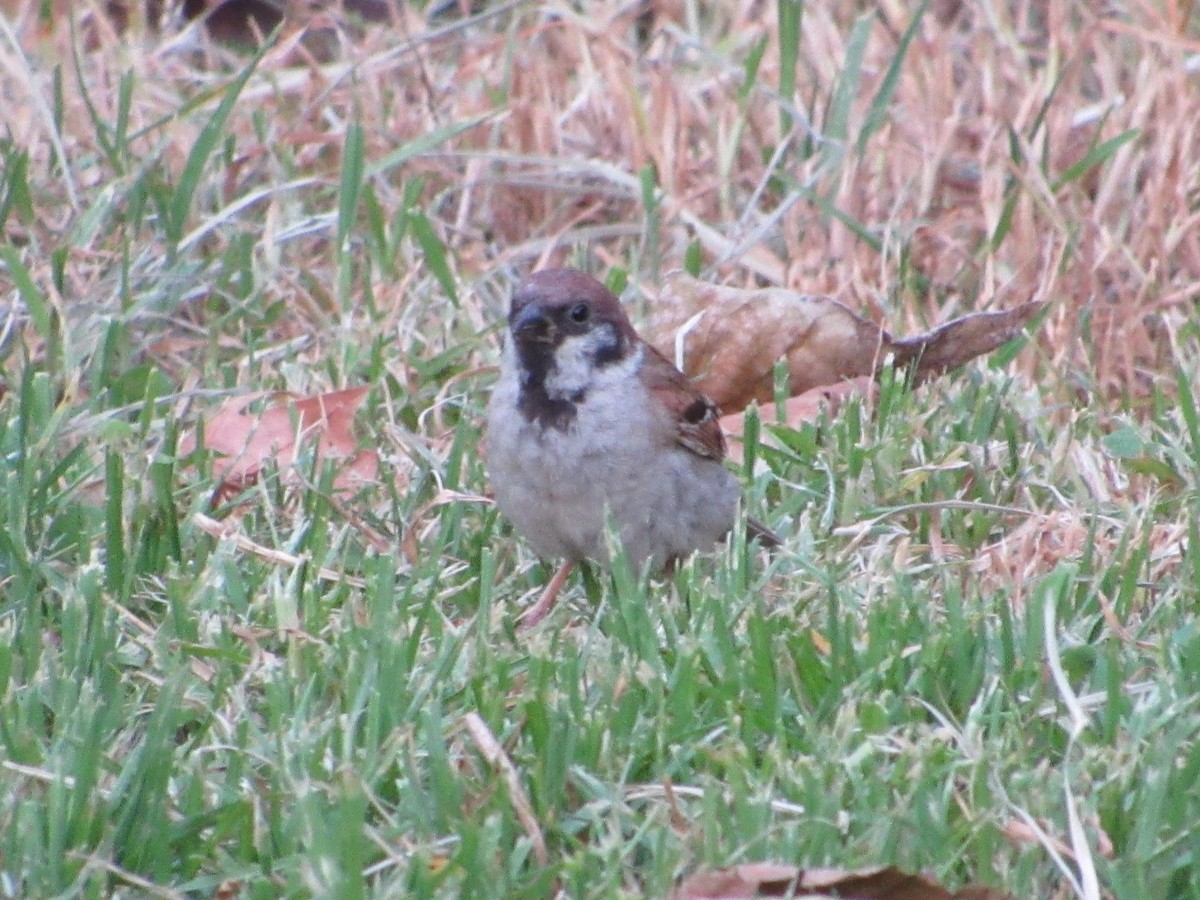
xmin=511 ymin=302 xmax=555 ymax=343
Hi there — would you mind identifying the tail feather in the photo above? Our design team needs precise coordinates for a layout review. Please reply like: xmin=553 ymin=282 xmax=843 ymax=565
xmin=746 ymin=516 xmax=782 ymax=548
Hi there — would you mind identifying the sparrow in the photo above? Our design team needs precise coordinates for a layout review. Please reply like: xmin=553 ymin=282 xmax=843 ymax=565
xmin=486 ymin=267 xmax=778 ymax=626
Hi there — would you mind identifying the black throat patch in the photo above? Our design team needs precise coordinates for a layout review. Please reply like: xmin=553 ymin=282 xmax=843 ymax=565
xmin=517 ymin=383 xmax=584 ymax=430
xmin=513 ymin=342 xmax=580 ymax=430
xmin=512 ymin=324 xmax=625 ymax=431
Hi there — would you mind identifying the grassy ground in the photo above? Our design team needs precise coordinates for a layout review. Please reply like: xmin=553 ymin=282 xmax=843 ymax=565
xmin=2 ymin=1 xmax=1199 ymax=897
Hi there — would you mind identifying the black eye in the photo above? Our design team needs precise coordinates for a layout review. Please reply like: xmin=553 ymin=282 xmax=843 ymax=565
xmin=568 ymin=303 xmax=590 ymax=324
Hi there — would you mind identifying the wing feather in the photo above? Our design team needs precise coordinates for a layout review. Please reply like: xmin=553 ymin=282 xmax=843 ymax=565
xmin=638 ymin=343 xmax=727 ymax=461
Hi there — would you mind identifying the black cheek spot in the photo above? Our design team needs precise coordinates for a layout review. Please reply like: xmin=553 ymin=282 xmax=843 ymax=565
xmin=592 ymin=329 xmax=625 ymax=368
xmin=682 ymin=398 xmax=712 ymax=424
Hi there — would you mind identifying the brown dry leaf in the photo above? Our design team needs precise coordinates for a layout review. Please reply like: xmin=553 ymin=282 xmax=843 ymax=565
xmin=650 ymin=271 xmax=886 ymax=412
xmin=671 ymin=863 xmax=1014 ymax=900
xmin=201 ymin=0 xmax=284 ymax=46
xmin=649 ymin=272 xmax=1042 ymax=415
xmin=182 ymin=386 xmax=378 ymax=501
xmin=890 ymin=304 xmax=1045 ymax=381
xmin=672 ymin=862 xmax=802 ymax=899
xmin=1000 ymin=813 xmax=1115 ymax=862
xmin=184 ymin=0 xmax=398 ymax=58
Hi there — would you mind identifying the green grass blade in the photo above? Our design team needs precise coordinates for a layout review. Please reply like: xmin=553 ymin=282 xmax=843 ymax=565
xmin=166 ymin=42 xmax=273 ymax=248
xmin=825 ymin=12 xmax=872 ymax=145
xmin=365 ymin=113 xmax=497 ymax=177
xmin=2 ymin=246 xmax=58 ymax=372
xmin=858 ymin=0 xmax=928 ymax=153
xmin=0 ymin=144 xmax=34 ymax=231
xmin=104 ymin=449 xmax=125 ymax=597
xmin=1053 ymin=129 xmax=1139 ymax=191
xmin=777 ymin=0 xmax=804 ymax=134
xmin=337 ymin=122 xmax=366 ymax=250
xmin=411 ymin=210 xmax=458 ymax=305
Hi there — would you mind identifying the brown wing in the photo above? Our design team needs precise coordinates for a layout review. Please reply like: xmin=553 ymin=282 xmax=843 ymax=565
xmin=638 ymin=341 xmax=727 ymax=461
xmin=640 ymin=340 xmax=783 ymax=549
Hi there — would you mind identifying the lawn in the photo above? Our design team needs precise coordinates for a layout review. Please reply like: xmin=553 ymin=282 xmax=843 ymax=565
xmin=1 ymin=1 xmax=1199 ymax=897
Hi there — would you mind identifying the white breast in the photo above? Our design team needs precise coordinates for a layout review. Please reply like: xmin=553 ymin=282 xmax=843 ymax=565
xmin=486 ymin=341 xmax=740 ymax=567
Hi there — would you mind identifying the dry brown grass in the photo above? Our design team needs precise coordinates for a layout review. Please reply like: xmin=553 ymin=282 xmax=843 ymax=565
xmin=3 ymin=0 xmax=1199 ymax=404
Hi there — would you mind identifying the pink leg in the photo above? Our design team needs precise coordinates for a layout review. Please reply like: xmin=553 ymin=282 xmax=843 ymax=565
xmin=518 ymin=560 xmax=575 ymax=629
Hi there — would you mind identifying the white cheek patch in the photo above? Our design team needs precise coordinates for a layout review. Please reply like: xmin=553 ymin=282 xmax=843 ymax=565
xmin=544 ymin=324 xmax=628 ymax=399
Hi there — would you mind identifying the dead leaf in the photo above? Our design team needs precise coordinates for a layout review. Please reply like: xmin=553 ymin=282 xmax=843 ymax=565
xmin=650 ymin=271 xmax=886 ymax=412
xmin=672 ymin=862 xmax=802 ymax=899
xmin=999 ymin=812 xmax=1114 ymax=863
xmin=670 ymin=863 xmax=1015 ymax=900
xmin=890 ymin=304 xmax=1044 ymax=381
xmin=202 ymin=0 xmax=284 ymax=46
xmin=182 ymin=386 xmax=378 ymax=503
xmin=342 ymin=0 xmax=395 ymax=22
xmin=649 ymin=272 xmax=1042 ymax=416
